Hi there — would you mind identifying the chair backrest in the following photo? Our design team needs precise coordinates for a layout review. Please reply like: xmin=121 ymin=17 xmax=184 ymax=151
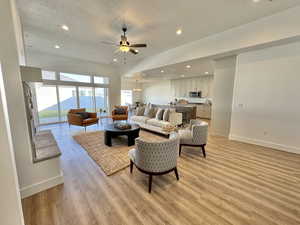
xmin=135 ymin=134 xmax=179 ymax=173
xmin=68 ymin=108 xmax=86 ymax=114
xmin=190 ymin=120 xmax=208 ymax=145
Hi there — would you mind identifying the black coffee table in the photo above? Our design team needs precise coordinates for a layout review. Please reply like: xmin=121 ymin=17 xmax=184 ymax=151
xmin=104 ymin=123 xmax=140 ymax=147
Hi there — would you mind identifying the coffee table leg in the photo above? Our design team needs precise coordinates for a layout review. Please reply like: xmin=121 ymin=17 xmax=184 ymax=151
xmin=128 ymin=135 xmax=135 ymax=146
xmin=105 ymin=131 xmax=112 ymax=146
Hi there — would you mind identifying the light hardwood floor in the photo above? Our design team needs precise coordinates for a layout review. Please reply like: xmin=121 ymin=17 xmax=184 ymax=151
xmin=22 ymin=121 xmax=300 ymax=225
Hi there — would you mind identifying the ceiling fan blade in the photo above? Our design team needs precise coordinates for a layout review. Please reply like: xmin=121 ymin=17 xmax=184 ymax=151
xmin=129 ymin=48 xmax=138 ymax=55
xmin=100 ymin=41 xmax=118 ymax=46
xmin=130 ymin=44 xmax=147 ymax=48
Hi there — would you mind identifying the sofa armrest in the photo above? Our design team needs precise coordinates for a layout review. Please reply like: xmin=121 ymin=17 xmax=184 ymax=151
xmin=88 ymin=112 xmax=97 ymax=118
xmin=169 ymin=112 xmax=183 ymax=126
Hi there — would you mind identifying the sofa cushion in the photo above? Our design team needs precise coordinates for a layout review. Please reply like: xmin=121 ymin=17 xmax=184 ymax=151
xmin=178 ymin=129 xmax=193 ymax=144
xmin=82 ymin=118 xmax=99 ymax=125
xmin=147 ymin=118 xmax=170 ymax=128
xmin=131 ymin=116 xmax=150 ymax=124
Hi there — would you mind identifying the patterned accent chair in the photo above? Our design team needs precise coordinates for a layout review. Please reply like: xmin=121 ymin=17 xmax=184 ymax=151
xmin=112 ymin=106 xmax=128 ymax=122
xmin=178 ymin=120 xmax=208 ymax=157
xmin=67 ymin=108 xmax=99 ymax=131
xmin=128 ymin=133 xmax=179 ymax=193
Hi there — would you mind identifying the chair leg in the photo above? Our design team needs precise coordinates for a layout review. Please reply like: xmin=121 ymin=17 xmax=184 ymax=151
xmin=148 ymin=175 xmax=152 ymax=193
xmin=174 ymin=167 xmax=179 ymax=180
xmin=179 ymin=144 xmax=182 ymax=156
xmin=201 ymin=145 xmax=206 ymax=158
xmin=84 ymin=126 xmax=86 ymax=132
xmin=130 ymin=160 xmax=133 ymax=173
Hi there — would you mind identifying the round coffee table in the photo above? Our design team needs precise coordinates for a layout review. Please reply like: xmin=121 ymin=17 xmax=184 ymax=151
xmin=104 ymin=123 xmax=140 ymax=147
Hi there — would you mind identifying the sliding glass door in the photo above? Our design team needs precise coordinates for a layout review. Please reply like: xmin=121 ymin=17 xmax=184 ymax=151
xmin=35 ymin=83 xmax=59 ymax=124
xmin=35 ymin=80 xmax=109 ymax=125
xmin=79 ymin=87 xmax=94 ymax=112
xmin=95 ymin=87 xmax=108 ymax=115
xmin=58 ymin=86 xmax=77 ymax=121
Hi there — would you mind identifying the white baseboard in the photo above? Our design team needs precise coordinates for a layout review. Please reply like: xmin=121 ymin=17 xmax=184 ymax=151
xmin=20 ymin=173 xmax=64 ymax=199
xmin=229 ymin=134 xmax=300 ymax=154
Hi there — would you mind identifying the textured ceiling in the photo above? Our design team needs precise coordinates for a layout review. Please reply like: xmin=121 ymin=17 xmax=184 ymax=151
xmin=17 ymin=0 xmax=300 ymax=66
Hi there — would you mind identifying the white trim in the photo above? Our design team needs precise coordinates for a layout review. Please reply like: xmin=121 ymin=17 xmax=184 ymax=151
xmin=229 ymin=134 xmax=300 ymax=154
xmin=20 ymin=173 xmax=64 ymax=199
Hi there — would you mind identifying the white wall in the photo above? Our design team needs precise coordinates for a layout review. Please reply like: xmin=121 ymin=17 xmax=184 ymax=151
xmin=230 ymin=42 xmax=300 ymax=153
xmin=211 ymin=56 xmax=236 ymax=137
xmin=26 ymin=50 xmax=121 ymax=112
xmin=142 ymin=80 xmax=172 ymax=104
xmin=0 ymin=0 xmax=26 ymax=224
xmin=0 ymin=0 xmax=63 ymax=200
xmin=126 ymin=5 xmax=300 ymax=75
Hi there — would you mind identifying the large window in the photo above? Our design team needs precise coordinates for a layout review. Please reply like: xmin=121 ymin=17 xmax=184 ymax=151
xmin=79 ymin=87 xmax=94 ymax=112
xmin=95 ymin=88 xmax=108 ymax=115
xmin=60 ymin=72 xmax=91 ymax=83
xmin=94 ymin=76 xmax=109 ymax=84
xmin=36 ymin=70 xmax=110 ymax=125
xmin=42 ymin=70 xmax=56 ymax=80
xmin=58 ymin=86 xmax=77 ymax=121
xmin=35 ymin=83 xmax=59 ymax=124
xmin=121 ymin=90 xmax=133 ymax=106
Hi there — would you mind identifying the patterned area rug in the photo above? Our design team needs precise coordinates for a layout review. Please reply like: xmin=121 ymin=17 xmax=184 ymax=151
xmin=73 ymin=130 xmax=166 ymax=176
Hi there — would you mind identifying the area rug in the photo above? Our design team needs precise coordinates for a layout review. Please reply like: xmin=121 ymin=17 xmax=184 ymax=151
xmin=73 ymin=130 xmax=166 ymax=176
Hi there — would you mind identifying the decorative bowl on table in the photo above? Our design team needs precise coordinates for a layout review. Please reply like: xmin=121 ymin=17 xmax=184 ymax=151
xmin=114 ymin=122 xmax=132 ymax=130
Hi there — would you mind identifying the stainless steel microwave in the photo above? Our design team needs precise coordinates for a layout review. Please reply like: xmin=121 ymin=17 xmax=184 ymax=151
xmin=189 ymin=91 xmax=202 ymax=98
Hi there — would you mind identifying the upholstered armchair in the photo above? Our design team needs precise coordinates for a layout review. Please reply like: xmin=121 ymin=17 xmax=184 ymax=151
xmin=178 ymin=120 xmax=208 ymax=157
xmin=129 ymin=133 xmax=180 ymax=193
xmin=112 ymin=106 xmax=128 ymax=122
xmin=67 ymin=108 xmax=99 ymax=131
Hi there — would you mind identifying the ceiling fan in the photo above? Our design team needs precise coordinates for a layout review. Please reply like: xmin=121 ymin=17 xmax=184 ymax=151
xmin=101 ymin=25 xmax=147 ymax=55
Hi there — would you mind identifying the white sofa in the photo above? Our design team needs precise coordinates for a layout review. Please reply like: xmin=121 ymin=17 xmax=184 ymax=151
xmin=130 ymin=111 xmax=182 ymax=136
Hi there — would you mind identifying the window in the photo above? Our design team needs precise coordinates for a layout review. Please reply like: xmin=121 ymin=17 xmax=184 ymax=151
xmin=58 ymin=86 xmax=77 ymax=121
xmin=42 ymin=70 xmax=56 ymax=80
xmin=95 ymin=88 xmax=108 ymax=115
xmin=35 ymin=83 xmax=59 ymax=124
xmin=121 ymin=90 xmax=133 ymax=106
xmin=94 ymin=76 xmax=109 ymax=84
xmin=60 ymin=72 xmax=91 ymax=83
xmin=79 ymin=87 xmax=94 ymax=112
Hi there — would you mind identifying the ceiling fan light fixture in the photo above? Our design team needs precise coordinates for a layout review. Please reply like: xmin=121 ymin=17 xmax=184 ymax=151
xmin=120 ymin=45 xmax=130 ymax=52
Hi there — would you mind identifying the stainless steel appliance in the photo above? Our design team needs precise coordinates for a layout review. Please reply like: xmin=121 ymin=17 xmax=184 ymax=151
xmin=189 ymin=91 xmax=202 ymax=98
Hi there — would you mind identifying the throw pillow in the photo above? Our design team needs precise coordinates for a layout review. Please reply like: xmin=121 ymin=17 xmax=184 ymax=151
xmin=114 ymin=107 xmax=125 ymax=115
xmin=136 ymin=107 xmax=145 ymax=116
xmin=144 ymin=105 xmax=151 ymax=117
xmin=155 ymin=108 xmax=164 ymax=120
xmin=76 ymin=112 xmax=89 ymax=119
xmin=163 ymin=109 xmax=170 ymax=121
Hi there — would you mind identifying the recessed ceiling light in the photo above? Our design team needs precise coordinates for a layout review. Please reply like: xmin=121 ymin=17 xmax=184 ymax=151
xmin=54 ymin=45 xmax=60 ymax=49
xmin=205 ymin=71 xmax=209 ymax=75
xmin=176 ymin=29 xmax=182 ymax=35
xmin=181 ymin=74 xmax=185 ymax=77
xmin=113 ymin=58 xmax=117 ymax=62
xmin=186 ymin=65 xmax=191 ymax=69
xmin=135 ymin=49 xmax=139 ymax=53
xmin=253 ymin=0 xmax=261 ymax=2
xmin=61 ymin=25 xmax=69 ymax=31
xmin=161 ymin=70 xmax=164 ymax=73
